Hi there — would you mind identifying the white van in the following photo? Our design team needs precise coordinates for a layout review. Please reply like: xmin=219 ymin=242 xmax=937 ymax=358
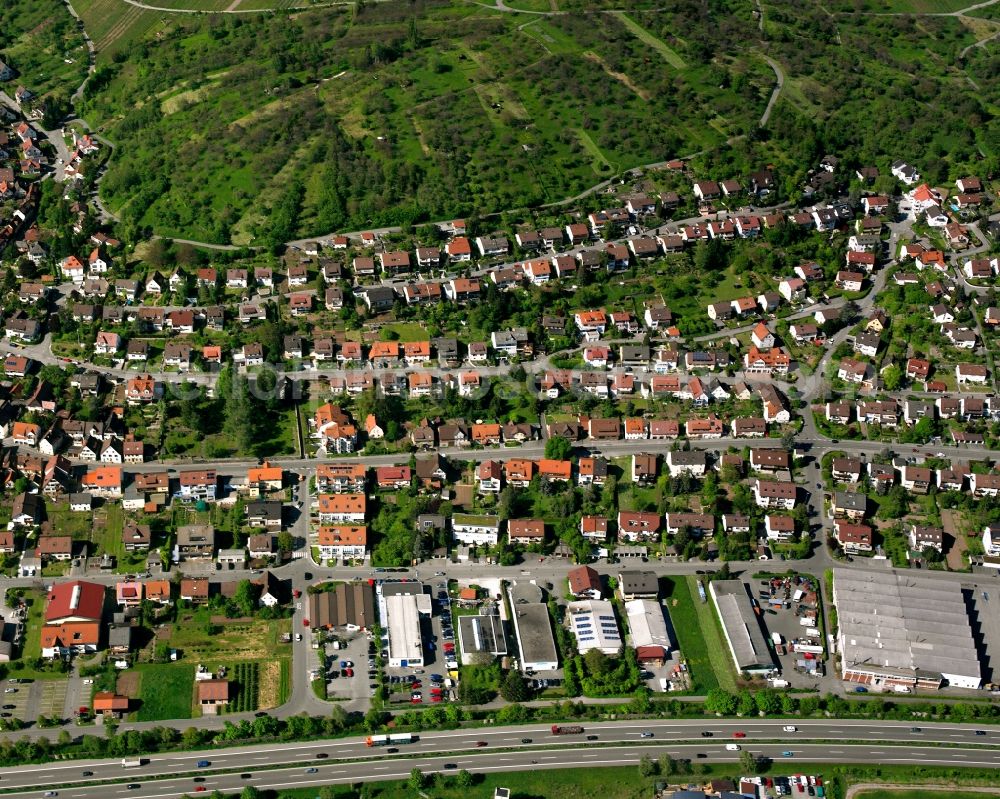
xmin=725 ymin=744 xmax=741 ymax=751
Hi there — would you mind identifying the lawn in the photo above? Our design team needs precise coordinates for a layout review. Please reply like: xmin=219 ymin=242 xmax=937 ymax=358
xmin=380 ymin=323 xmax=431 ymax=342
xmin=276 ymin=766 xmax=657 ymax=799
xmin=659 ymin=576 xmax=737 ymax=694
xmin=46 ymin=504 xmax=95 ymax=541
xmin=134 ymin=663 xmax=195 ymax=721
xmin=856 ymin=793 xmax=1000 ymax=799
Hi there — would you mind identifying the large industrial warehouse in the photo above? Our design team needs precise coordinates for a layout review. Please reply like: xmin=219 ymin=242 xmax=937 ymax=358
xmin=709 ymin=579 xmax=775 ymax=675
xmin=832 ymin=569 xmax=982 ymax=690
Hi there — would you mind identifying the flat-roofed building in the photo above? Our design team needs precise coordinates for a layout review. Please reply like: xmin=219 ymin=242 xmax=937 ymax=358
xmin=458 ymin=613 xmax=508 ymax=659
xmin=384 ymin=593 xmax=423 ymax=667
xmin=833 ymin=569 xmax=981 ymax=690
xmin=708 ymin=579 xmax=775 ymax=675
xmin=625 ymin=598 xmax=673 ymax=659
xmin=567 ymin=599 xmax=622 ymax=655
xmin=508 ymin=584 xmax=558 ymax=672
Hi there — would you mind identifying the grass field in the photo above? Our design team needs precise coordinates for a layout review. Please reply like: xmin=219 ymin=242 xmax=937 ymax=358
xmin=380 ymin=322 xmax=434 ymax=342
xmin=659 ymin=576 xmax=720 ymax=694
xmin=276 ymin=766 xmax=658 ymax=799
xmin=168 ymin=611 xmax=291 ymax=661
xmin=856 ymin=792 xmax=1000 ymax=799
xmin=134 ymin=663 xmax=195 ymax=721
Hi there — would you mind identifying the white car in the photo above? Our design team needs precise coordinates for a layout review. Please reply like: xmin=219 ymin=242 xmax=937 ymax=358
xmin=82 ymin=679 xmax=93 ymax=685
xmin=783 ymin=725 xmax=797 ymax=732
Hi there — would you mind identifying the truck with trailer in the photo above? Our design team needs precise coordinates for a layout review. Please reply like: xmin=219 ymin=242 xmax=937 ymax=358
xmin=551 ymin=725 xmax=584 ymax=735
xmin=366 ymin=733 xmax=415 ymax=747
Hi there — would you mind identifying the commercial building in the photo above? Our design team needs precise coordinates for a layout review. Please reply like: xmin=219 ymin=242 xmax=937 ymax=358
xmin=384 ymin=593 xmax=424 ymax=668
xmin=709 ymin=579 xmax=775 ymax=675
xmin=832 ymin=569 xmax=981 ymax=690
xmin=566 ymin=599 xmax=622 ymax=655
xmin=625 ymin=599 xmax=673 ymax=660
xmin=308 ymin=582 xmax=376 ymax=631
xmin=508 ymin=582 xmax=558 ymax=672
xmin=458 ymin=613 xmax=508 ymax=659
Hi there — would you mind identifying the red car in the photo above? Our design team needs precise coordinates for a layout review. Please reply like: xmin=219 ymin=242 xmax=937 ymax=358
xmin=411 ymin=697 xmax=422 ymax=704
xmin=443 ymin=643 xmax=455 ymax=651
xmin=430 ymin=695 xmax=442 ymax=702
xmin=733 ymin=732 xmax=746 ymax=738
xmin=302 ymin=618 xmax=310 ymax=627
xmin=344 ymin=668 xmax=354 ymax=677
xmin=195 ymin=788 xmax=206 ymax=793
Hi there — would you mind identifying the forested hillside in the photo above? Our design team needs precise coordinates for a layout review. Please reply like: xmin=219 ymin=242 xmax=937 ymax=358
xmin=67 ymin=0 xmax=1000 ymax=245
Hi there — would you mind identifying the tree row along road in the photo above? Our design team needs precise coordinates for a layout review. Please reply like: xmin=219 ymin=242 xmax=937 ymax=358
xmin=1 ymin=720 xmax=999 ymax=795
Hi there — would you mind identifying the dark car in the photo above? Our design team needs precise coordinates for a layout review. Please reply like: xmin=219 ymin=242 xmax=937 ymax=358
xmin=443 ymin=764 xmax=458 ymax=770
xmin=701 ymin=731 xmax=713 ymax=737
xmin=520 ymin=738 xmax=532 ymax=744
xmin=126 ymin=785 xmax=141 ymax=790
xmin=316 ymin=753 xmax=329 ymax=759
xmin=586 ymin=735 xmax=598 ymax=741
xmin=387 ymin=748 xmax=398 ymax=753
xmin=240 ymin=774 xmax=253 ymax=780
xmin=696 ymin=754 xmax=707 ymax=759
xmin=193 ymin=778 xmax=206 ymax=783
xmin=81 ymin=772 xmax=93 ymax=777
xmin=910 ymin=727 xmax=922 ymax=733
xmin=2 ymin=705 xmax=14 ymax=710
xmin=976 ymin=730 xmax=987 ymax=736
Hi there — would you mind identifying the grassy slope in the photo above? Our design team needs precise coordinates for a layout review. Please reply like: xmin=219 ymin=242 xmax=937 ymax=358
xmin=0 ymin=0 xmax=89 ymax=97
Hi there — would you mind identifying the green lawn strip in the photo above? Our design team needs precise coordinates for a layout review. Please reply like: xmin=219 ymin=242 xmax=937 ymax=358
xmin=134 ymin=663 xmax=195 ymax=721
xmin=686 ymin=576 xmax=739 ymax=693
xmin=257 ymin=765 xmax=1000 ymax=799
xmin=575 ymin=128 xmax=616 ymax=175
xmin=611 ymin=11 xmax=687 ymax=69
xmin=278 ymin=658 xmax=292 ymax=705
xmin=658 ymin=577 xmax=718 ymax=694
xmin=856 ymin=792 xmax=1000 ymax=799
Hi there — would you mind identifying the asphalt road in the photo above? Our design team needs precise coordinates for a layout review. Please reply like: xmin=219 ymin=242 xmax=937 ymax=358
xmin=6 ymin=739 xmax=1000 ymax=799
xmin=3 ymin=719 xmax=1000 ymax=794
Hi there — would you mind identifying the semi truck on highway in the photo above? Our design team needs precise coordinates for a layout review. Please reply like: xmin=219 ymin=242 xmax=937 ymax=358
xmin=551 ymin=725 xmax=584 ymax=735
xmin=121 ymin=758 xmax=145 ymax=768
xmin=366 ymin=733 xmax=414 ymax=747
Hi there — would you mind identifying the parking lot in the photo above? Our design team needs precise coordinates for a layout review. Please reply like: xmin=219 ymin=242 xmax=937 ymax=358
xmin=744 ymin=574 xmax=832 ymax=690
xmin=0 ymin=678 xmax=68 ymax=723
xmin=322 ymin=631 xmax=372 ymax=702
xmin=381 ymin=580 xmax=457 ymax=706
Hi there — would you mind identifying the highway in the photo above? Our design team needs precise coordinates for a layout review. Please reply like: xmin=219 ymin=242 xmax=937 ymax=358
xmin=4 ymin=741 xmax=1000 ymax=799
xmin=2 ymin=719 xmax=1000 ymax=795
